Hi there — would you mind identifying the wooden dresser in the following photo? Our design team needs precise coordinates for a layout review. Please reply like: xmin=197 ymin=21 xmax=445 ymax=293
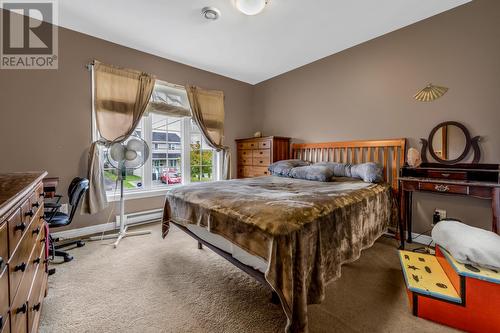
xmin=0 ymin=172 xmax=48 ymax=333
xmin=236 ymin=136 xmax=291 ymax=178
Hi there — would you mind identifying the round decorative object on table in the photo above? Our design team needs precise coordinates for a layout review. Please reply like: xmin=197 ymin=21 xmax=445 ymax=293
xmin=254 ymin=131 xmax=262 ymax=138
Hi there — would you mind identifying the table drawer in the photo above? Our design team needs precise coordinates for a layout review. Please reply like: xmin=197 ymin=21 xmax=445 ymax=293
xmin=0 ymin=314 xmax=9 ymax=333
xmin=252 ymin=167 xmax=270 ymax=177
xmin=0 ymin=267 xmax=8 ymax=325
xmin=427 ymin=170 xmax=467 ymax=180
xmin=252 ymin=149 xmax=270 ymax=159
xmin=0 ymin=223 xmax=7 ymax=271
xmin=419 ymin=182 xmax=468 ymax=194
xmin=258 ymin=140 xmax=271 ymax=149
xmin=253 ymin=156 xmax=270 ymax=167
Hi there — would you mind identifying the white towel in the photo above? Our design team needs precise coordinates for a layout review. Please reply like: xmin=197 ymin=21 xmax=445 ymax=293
xmin=432 ymin=220 xmax=500 ymax=270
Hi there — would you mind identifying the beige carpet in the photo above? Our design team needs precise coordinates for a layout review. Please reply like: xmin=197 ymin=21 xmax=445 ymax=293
xmin=40 ymin=223 xmax=458 ymax=333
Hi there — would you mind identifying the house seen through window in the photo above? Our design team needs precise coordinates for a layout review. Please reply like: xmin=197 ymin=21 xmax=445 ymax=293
xmin=99 ymin=83 xmax=219 ymax=194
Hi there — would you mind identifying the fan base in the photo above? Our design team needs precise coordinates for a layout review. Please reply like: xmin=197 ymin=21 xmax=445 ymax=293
xmin=88 ymin=225 xmax=151 ymax=248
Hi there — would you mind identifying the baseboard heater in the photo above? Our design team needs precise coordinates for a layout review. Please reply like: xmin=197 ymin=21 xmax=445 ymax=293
xmin=51 ymin=208 xmax=163 ymax=240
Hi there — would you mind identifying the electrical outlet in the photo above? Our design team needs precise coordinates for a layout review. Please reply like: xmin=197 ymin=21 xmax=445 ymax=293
xmin=60 ymin=203 xmax=69 ymax=214
xmin=436 ymin=209 xmax=447 ymax=220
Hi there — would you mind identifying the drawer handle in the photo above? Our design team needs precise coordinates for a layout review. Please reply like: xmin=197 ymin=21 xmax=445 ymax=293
xmin=41 ymin=237 xmax=46 ymax=243
xmin=441 ymin=173 xmax=451 ymax=177
xmin=14 ymin=262 xmax=27 ymax=272
xmin=16 ymin=304 xmax=27 ymax=314
xmin=259 ymin=152 xmax=263 ymax=155
xmin=259 ymin=161 xmax=263 ymax=164
xmin=0 ymin=257 xmax=4 ymax=270
xmin=25 ymin=210 xmax=34 ymax=217
xmin=32 ymin=227 xmax=41 ymax=235
xmin=435 ymin=184 xmax=450 ymax=192
xmin=33 ymin=257 xmax=41 ymax=265
xmin=39 ymin=193 xmax=45 ymax=198
xmin=0 ymin=315 xmax=3 ymax=330
xmin=32 ymin=202 xmax=40 ymax=208
xmin=32 ymin=302 xmax=41 ymax=312
xmin=15 ymin=222 xmax=27 ymax=232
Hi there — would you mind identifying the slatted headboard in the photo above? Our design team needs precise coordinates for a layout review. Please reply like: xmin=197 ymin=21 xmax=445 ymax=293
xmin=291 ymin=138 xmax=407 ymax=193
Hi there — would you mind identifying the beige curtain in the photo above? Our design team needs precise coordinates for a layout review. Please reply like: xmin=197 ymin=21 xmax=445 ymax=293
xmin=186 ymin=85 xmax=230 ymax=179
xmin=83 ymin=61 xmax=155 ymax=214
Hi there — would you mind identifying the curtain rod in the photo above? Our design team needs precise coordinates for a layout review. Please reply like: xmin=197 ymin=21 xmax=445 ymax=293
xmin=85 ymin=61 xmax=186 ymax=89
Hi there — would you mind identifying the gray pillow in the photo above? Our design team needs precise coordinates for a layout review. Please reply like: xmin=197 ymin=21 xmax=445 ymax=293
xmin=289 ymin=165 xmax=334 ymax=182
xmin=268 ymin=159 xmax=310 ymax=177
xmin=314 ymin=162 xmax=383 ymax=183
xmin=350 ymin=162 xmax=383 ymax=183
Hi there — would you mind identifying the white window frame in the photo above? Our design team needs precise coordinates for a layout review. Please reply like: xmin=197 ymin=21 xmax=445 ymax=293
xmin=91 ymin=82 xmax=220 ymax=202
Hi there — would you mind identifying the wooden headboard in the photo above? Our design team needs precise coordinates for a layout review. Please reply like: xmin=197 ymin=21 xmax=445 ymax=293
xmin=291 ymin=138 xmax=407 ymax=192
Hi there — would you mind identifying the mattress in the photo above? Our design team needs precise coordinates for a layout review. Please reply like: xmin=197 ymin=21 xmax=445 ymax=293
xmin=184 ymin=224 xmax=268 ymax=273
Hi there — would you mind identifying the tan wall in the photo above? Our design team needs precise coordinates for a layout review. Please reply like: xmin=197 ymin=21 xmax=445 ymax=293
xmin=0 ymin=25 xmax=257 ymax=230
xmin=253 ymin=0 xmax=500 ymax=234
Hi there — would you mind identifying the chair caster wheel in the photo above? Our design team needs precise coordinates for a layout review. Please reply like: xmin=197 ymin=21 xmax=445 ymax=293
xmin=48 ymin=268 xmax=56 ymax=276
xmin=76 ymin=240 xmax=85 ymax=247
xmin=63 ymin=255 xmax=74 ymax=262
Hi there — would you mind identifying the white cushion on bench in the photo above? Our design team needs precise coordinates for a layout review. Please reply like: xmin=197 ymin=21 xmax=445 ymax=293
xmin=432 ymin=220 xmax=500 ymax=270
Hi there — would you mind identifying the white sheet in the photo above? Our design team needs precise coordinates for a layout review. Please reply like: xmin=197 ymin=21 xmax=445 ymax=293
xmin=185 ymin=224 xmax=268 ymax=273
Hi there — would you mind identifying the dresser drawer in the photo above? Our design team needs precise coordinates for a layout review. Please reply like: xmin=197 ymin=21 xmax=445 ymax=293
xmin=237 ymin=155 xmax=252 ymax=166
xmin=8 ymin=212 xmax=44 ymax=303
xmin=27 ymin=244 xmax=46 ymax=333
xmin=253 ymin=156 xmax=270 ymax=166
xmin=0 ymin=267 xmax=8 ymax=328
xmin=0 ymin=314 xmax=9 ymax=333
xmin=238 ymin=166 xmax=253 ymax=178
xmin=419 ymin=182 xmax=468 ymax=194
xmin=10 ymin=275 xmax=29 ymax=333
xmin=7 ymin=208 xmax=24 ymax=257
xmin=252 ymin=149 xmax=270 ymax=159
xmin=239 ymin=150 xmax=252 ymax=159
xmin=258 ymin=140 xmax=271 ymax=149
xmin=427 ymin=170 xmax=467 ymax=180
xmin=0 ymin=223 xmax=7 ymax=272
xmin=252 ymin=167 xmax=270 ymax=177
xmin=237 ymin=142 xmax=258 ymax=150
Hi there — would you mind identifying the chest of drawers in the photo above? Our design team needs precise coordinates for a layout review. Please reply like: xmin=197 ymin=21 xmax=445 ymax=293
xmin=236 ymin=136 xmax=290 ymax=178
xmin=0 ymin=172 xmax=48 ymax=333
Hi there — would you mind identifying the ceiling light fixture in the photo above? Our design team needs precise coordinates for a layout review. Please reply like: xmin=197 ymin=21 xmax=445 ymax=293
xmin=201 ymin=7 xmax=221 ymax=20
xmin=234 ymin=0 xmax=268 ymax=16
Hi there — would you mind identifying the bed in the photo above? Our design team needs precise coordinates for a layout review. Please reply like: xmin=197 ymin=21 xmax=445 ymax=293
xmin=162 ymin=138 xmax=406 ymax=333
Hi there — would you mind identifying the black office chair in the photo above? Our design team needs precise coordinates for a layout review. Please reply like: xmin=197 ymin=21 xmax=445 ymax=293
xmin=44 ymin=177 xmax=89 ymax=262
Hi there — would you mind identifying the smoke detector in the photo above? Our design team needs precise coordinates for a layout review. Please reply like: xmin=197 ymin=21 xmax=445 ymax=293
xmin=201 ymin=7 xmax=221 ymax=20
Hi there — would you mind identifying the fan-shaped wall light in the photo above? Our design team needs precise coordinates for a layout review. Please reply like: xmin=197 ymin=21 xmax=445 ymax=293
xmin=234 ymin=0 xmax=268 ymax=15
xmin=414 ymin=84 xmax=449 ymax=102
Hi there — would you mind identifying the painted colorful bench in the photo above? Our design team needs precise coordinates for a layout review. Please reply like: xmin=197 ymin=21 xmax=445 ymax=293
xmin=399 ymin=247 xmax=500 ymax=333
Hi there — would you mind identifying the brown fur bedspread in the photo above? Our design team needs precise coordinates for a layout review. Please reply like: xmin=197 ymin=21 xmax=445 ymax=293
xmin=162 ymin=176 xmax=397 ymax=332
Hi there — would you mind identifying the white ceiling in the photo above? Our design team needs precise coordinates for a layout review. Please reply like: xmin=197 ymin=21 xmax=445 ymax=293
xmin=57 ymin=0 xmax=470 ymax=84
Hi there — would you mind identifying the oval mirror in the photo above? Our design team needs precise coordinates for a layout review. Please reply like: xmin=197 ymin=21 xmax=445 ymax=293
xmin=428 ymin=121 xmax=471 ymax=164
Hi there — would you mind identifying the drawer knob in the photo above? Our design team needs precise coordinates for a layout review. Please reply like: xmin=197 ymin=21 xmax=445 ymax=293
xmin=16 ymin=304 xmax=27 ymax=314
xmin=33 ymin=257 xmax=41 ymax=265
xmin=0 ymin=315 xmax=3 ymax=330
xmin=32 ymin=227 xmax=41 ymax=235
xmin=32 ymin=202 xmax=40 ymax=208
xmin=14 ymin=262 xmax=27 ymax=272
xmin=39 ymin=193 xmax=45 ymax=198
xmin=32 ymin=302 xmax=41 ymax=312
xmin=0 ymin=257 xmax=4 ymax=270
xmin=260 ymin=152 xmax=263 ymax=155
xmin=25 ymin=210 xmax=34 ymax=217
xmin=435 ymin=184 xmax=450 ymax=192
xmin=41 ymin=237 xmax=46 ymax=243
xmin=441 ymin=173 xmax=450 ymax=177
xmin=15 ymin=222 xmax=27 ymax=232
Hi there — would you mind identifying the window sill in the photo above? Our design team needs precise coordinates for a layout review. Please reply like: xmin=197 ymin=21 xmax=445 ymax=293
xmin=106 ymin=185 xmax=182 ymax=202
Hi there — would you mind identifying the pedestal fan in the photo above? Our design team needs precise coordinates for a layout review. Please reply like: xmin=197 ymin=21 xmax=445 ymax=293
xmin=93 ymin=136 xmax=151 ymax=248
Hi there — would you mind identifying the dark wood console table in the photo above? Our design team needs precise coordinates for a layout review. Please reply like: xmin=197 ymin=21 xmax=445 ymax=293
xmin=399 ymin=163 xmax=500 ymax=249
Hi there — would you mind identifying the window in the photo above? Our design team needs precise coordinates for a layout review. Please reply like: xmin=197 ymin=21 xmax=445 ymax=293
xmin=95 ymin=82 xmax=220 ymax=199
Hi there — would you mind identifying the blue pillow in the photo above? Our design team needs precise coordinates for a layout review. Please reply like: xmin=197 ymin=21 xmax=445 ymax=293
xmin=268 ymin=159 xmax=310 ymax=177
xmin=289 ymin=165 xmax=334 ymax=182
xmin=314 ymin=162 xmax=383 ymax=183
